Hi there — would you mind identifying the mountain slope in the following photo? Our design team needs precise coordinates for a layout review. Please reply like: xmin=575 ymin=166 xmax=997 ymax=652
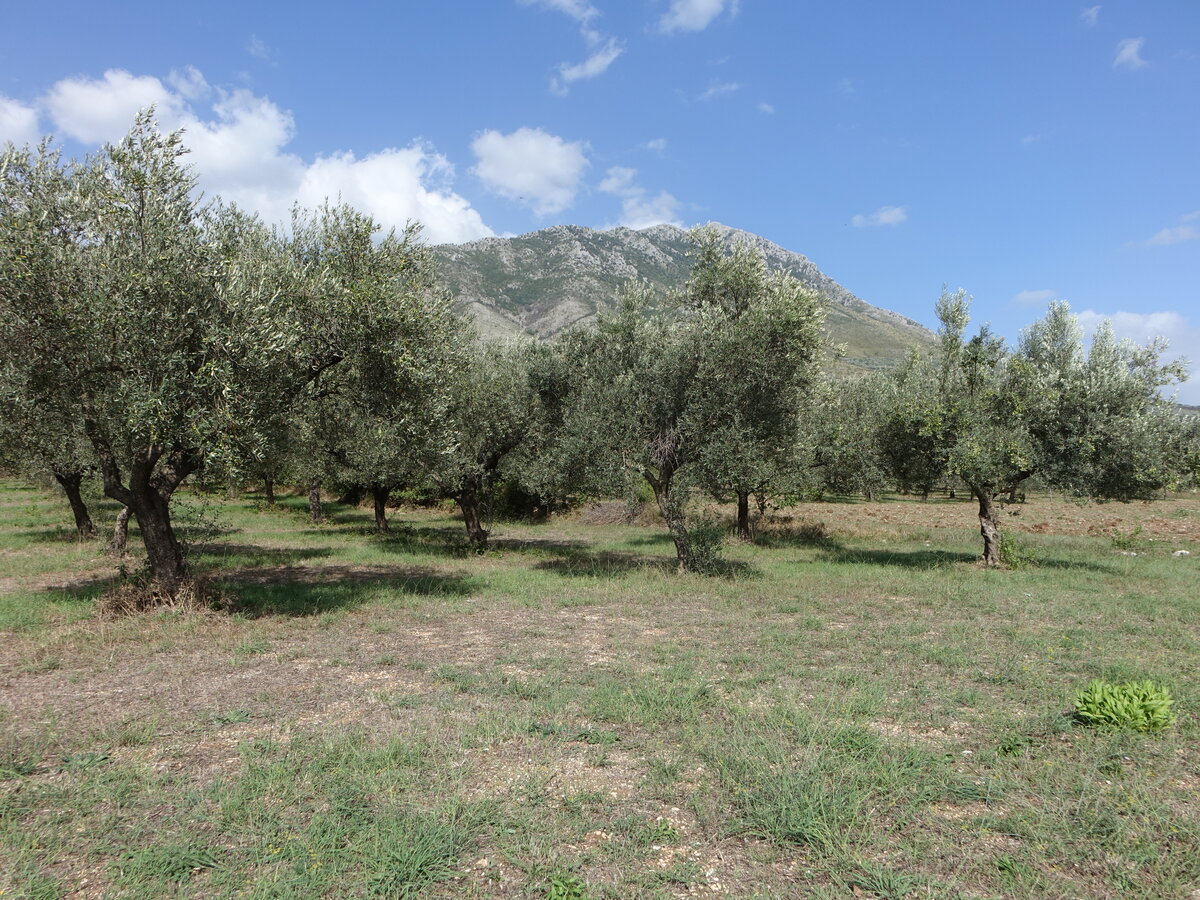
xmin=432 ymin=222 xmax=935 ymax=371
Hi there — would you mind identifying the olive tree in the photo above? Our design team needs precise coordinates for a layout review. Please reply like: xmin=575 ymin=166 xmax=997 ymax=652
xmin=683 ymin=228 xmax=827 ymax=539
xmin=885 ymin=290 xmax=1188 ymax=565
xmin=559 ymin=252 xmax=825 ymax=571
xmin=0 ymin=115 xmax=384 ymax=597
xmin=282 ymin=203 xmax=468 ymax=532
xmin=420 ymin=340 xmax=550 ymax=548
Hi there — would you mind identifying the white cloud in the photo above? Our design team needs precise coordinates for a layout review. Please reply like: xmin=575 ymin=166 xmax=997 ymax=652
xmin=1021 ymin=134 xmax=1042 ymax=145
xmin=33 ymin=68 xmax=492 ymax=244
xmin=44 ymin=69 xmax=186 ymax=143
xmin=247 ymin=35 xmax=276 ymax=62
xmin=851 ymin=205 xmax=908 ymax=227
xmin=1013 ymin=288 xmax=1059 ymax=307
xmin=297 ymin=147 xmax=491 ymax=245
xmin=1114 ymin=37 xmax=1148 ymax=70
xmin=519 ymin=0 xmax=598 ymax=29
xmin=836 ymin=77 xmax=856 ymax=96
xmin=551 ymin=38 xmax=623 ymax=94
xmin=471 ymin=127 xmax=589 ymax=216
xmin=1081 ymin=6 xmax=1100 ymax=27
xmin=1143 ymin=211 xmax=1200 ymax=247
xmin=757 ymin=101 xmax=775 ymax=114
xmin=697 ymin=81 xmax=742 ymax=101
xmin=167 ymin=67 xmax=210 ymax=101
xmin=599 ymin=165 xmax=681 ymax=229
xmin=644 ymin=137 xmax=668 ymax=153
xmin=519 ymin=0 xmax=621 ymax=92
xmin=0 ymin=95 xmax=39 ymax=146
xmin=659 ymin=0 xmax=732 ymax=34
xmin=1076 ymin=309 xmax=1199 ymax=402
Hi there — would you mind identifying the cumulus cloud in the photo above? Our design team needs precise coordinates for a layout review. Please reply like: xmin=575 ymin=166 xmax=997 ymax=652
xmin=757 ymin=101 xmax=775 ymax=114
xmin=0 ymin=95 xmax=39 ymax=146
xmin=471 ymin=127 xmax=589 ymax=216
xmin=1143 ymin=211 xmax=1200 ymax=247
xmin=1013 ymin=289 xmax=1059 ymax=307
xmin=1114 ymin=37 xmax=1148 ymax=70
xmin=1076 ymin=309 xmax=1199 ymax=402
xmin=599 ymin=165 xmax=681 ymax=229
xmin=851 ymin=205 xmax=908 ymax=227
xmin=644 ymin=137 xmax=668 ymax=153
xmin=659 ymin=0 xmax=734 ymax=34
xmin=1080 ymin=6 xmax=1100 ymax=27
xmin=44 ymin=69 xmax=187 ymax=143
xmin=551 ymin=38 xmax=623 ymax=94
xmin=32 ymin=68 xmax=492 ymax=244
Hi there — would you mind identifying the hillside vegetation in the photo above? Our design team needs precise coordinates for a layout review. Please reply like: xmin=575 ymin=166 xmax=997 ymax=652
xmin=433 ymin=223 xmax=936 ymax=372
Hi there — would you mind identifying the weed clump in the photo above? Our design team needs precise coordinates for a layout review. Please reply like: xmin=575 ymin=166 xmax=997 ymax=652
xmin=96 ymin=574 xmax=228 ymax=617
xmin=1074 ymin=680 xmax=1176 ymax=733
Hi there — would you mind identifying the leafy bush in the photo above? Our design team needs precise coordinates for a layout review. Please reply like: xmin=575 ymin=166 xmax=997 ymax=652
xmin=999 ymin=533 xmax=1038 ymax=568
xmin=685 ymin=517 xmax=727 ymax=575
xmin=1074 ymin=680 xmax=1176 ymax=732
xmin=545 ymin=873 xmax=591 ymax=900
xmin=1110 ymin=524 xmax=1146 ymax=552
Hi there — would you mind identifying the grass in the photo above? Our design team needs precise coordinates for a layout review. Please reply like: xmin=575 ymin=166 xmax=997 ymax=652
xmin=0 ymin=480 xmax=1197 ymax=897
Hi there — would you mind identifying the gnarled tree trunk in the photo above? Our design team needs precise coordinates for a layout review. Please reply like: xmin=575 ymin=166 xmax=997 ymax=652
xmin=735 ymin=489 xmax=752 ymax=541
xmin=130 ymin=487 xmax=186 ymax=591
xmin=647 ymin=470 xmax=692 ymax=571
xmin=263 ymin=477 xmax=275 ymax=505
xmin=308 ymin=480 xmax=323 ymax=523
xmin=974 ymin=487 xmax=1001 ymax=566
xmin=371 ymin=484 xmax=390 ymax=533
xmin=108 ymin=506 xmax=130 ymax=556
xmin=52 ymin=469 xmax=95 ymax=539
xmin=456 ymin=477 xmax=490 ymax=549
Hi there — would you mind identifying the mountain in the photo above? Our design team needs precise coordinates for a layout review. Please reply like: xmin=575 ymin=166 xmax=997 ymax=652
xmin=431 ymin=222 xmax=935 ymax=372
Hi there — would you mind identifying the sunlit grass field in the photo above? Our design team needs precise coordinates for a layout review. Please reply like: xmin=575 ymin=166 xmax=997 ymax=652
xmin=1 ymin=479 xmax=1197 ymax=898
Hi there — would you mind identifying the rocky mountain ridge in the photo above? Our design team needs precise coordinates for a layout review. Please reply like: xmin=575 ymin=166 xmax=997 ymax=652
xmin=432 ymin=222 xmax=935 ymax=372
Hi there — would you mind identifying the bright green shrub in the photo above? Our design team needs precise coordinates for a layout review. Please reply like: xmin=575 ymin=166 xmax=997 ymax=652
xmin=1073 ymin=680 xmax=1176 ymax=732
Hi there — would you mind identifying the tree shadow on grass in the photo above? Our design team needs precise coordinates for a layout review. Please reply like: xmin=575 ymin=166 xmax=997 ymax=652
xmin=817 ymin=543 xmax=1119 ymax=574
xmin=533 ymin=548 xmax=758 ymax=580
xmin=224 ymin=565 xmax=480 ymax=617
xmin=187 ymin=544 xmax=335 ymax=570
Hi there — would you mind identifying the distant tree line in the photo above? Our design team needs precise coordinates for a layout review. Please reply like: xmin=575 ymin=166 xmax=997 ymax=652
xmin=2 ymin=114 xmax=1196 ymax=602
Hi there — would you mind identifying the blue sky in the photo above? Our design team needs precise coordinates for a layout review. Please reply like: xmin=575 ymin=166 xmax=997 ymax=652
xmin=2 ymin=1 xmax=1198 ymax=399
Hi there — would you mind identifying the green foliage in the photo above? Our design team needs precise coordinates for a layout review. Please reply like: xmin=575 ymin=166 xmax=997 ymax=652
xmin=846 ymin=864 xmax=921 ymax=899
xmin=544 ymin=873 xmax=591 ymax=900
xmin=1073 ymin=680 xmax=1176 ymax=732
xmin=882 ymin=291 xmax=1189 ymax=563
xmin=998 ymin=532 xmax=1038 ymax=568
xmin=685 ymin=515 xmax=728 ymax=575
xmin=1110 ymin=525 xmax=1146 ymax=552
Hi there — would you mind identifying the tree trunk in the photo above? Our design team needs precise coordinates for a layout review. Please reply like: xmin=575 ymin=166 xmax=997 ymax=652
xmin=128 ymin=487 xmax=186 ymax=592
xmin=735 ymin=489 xmax=752 ymax=541
xmin=108 ymin=506 xmax=130 ymax=556
xmin=308 ymin=480 xmax=323 ymax=523
xmin=456 ymin=482 xmax=489 ymax=549
xmin=263 ymin=477 xmax=275 ymax=505
xmin=647 ymin=472 xmax=692 ymax=571
xmin=52 ymin=470 xmax=96 ymax=539
xmin=372 ymin=484 xmax=390 ymax=533
xmin=975 ymin=488 xmax=1001 ymax=566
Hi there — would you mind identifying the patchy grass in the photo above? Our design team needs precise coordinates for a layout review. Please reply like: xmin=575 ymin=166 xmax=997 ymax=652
xmin=0 ymin=481 xmax=1197 ymax=898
